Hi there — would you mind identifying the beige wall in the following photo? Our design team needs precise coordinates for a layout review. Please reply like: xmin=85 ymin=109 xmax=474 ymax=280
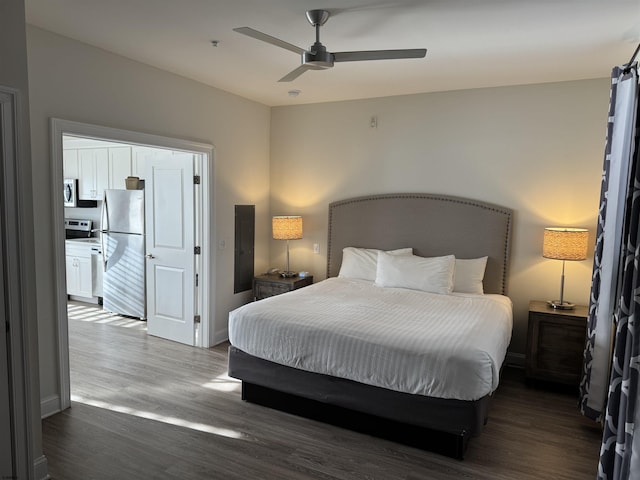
xmin=270 ymin=79 xmax=609 ymax=356
xmin=1 ymin=0 xmax=43 ymax=473
xmin=26 ymin=26 xmax=271 ymax=406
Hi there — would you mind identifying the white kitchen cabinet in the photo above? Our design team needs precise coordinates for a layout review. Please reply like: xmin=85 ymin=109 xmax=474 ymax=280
xmin=63 ymin=149 xmax=79 ymax=179
xmin=108 ymin=146 xmax=132 ymax=190
xmin=65 ymin=243 xmax=93 ymax=298
xmin=131 ymin=146 xmax=166 ymax=178
xmin=78 ymin=148 xmax=108 ymax=200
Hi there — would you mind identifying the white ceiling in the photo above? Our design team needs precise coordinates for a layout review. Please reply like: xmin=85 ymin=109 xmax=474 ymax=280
xmin=25 ymin=0 xmax=640 ymax=107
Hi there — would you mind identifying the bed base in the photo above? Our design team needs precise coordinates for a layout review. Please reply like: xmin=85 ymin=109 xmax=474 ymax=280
xmin=241 ymin=381 xmax=471 ymax=459
xmin=229 ymin=346 xmax=491 ymax=459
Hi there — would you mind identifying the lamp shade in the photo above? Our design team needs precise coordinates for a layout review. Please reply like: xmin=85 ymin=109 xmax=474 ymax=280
xmin=272 ymin=216 xmax=303 ymax=240
xmin=542 ymin=227 xmax=589 ymax=261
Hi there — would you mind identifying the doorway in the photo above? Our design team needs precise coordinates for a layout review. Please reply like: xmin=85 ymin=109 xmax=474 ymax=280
xmin=51 ymin=118 xmax=214 ymax=413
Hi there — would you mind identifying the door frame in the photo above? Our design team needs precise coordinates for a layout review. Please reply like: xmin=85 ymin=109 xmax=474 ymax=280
xmin=1 ymin=88 xmax=39 ymax=478
xmin=50 ymin=118 xmax=214 ymax=412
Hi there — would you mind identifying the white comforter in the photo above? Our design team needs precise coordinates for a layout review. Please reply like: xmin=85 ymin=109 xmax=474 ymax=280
xmin=228 ymin=277 xmax=513 ymax=401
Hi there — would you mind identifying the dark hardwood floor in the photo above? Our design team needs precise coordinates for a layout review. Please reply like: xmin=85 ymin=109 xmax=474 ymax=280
xmin=42 ymin=301 xmax=602 ymax=479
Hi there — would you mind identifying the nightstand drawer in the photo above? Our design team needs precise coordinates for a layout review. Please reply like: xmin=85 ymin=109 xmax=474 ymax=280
xmin=253 ymin=274 xmax=313 ymax=301
xmin=526 ymin=301 xmax=588 ymax=386
xmin=255 ymin=281 xmax=292 ymax=299
xmin=535 ymin=320 xmax=585 ymax=373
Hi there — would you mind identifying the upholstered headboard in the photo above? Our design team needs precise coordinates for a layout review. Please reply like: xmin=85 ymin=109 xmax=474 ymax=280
xmin=326 ymin=193 xmax=513 ymax=295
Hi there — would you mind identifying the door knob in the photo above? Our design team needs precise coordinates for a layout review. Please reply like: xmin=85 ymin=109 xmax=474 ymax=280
xmin=145 ymin=254 xmax=155 ymax=259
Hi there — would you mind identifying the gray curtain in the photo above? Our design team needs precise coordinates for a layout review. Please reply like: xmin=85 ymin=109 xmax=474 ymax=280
xmin=580 ymin=64 xmax=640 ymax=479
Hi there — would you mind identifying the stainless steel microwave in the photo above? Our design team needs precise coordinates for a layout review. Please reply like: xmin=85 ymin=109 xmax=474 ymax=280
xmin=63 ymin=178 xmax=77 ymax=207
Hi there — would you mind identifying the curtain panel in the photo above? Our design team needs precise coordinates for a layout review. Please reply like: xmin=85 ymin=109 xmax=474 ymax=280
xmin=580 ymin=64 xmax=640 ymax=480
xmin=581 ymin=67 xmax=637 ymax=421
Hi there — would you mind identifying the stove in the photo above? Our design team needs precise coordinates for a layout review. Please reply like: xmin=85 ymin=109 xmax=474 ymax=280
xmin=64 ymin=219 xmax=93 ymax=239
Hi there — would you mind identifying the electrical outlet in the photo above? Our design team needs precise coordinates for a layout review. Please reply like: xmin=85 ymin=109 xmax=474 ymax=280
xmin=313 ymin=243 xmax=320 ymax=254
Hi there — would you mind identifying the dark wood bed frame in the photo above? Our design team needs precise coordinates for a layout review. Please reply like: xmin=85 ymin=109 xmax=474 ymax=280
xmin=228 ymin=193 xmax=513 ymax=458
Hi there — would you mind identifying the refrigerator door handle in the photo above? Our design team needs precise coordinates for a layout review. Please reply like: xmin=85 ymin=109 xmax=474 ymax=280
xmin=101 ymin=191 xmax=108 ymax=271
xmin=101 ymin=190 xmax=109 ymax=232
xmin=101 ymin=234 xmax=107 ymax=272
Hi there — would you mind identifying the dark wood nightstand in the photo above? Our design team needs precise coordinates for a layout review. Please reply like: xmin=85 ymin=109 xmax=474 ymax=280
xmin=525 ymin=300 xmax=588 ymax=387
xmin=253 ymin=274 xmax=313 ymax=301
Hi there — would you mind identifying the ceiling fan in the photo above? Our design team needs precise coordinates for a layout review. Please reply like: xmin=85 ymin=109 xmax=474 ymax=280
xmin=233 ymin=9 xmax=427 ymax=82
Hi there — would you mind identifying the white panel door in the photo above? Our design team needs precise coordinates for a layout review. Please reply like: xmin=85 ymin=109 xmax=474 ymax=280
xmin=145 ymin=153 xmax=196 ymax=345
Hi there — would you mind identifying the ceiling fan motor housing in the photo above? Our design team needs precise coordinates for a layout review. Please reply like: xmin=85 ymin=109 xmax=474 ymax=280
xmin=302 ymin=42 xmax=334 ymax=69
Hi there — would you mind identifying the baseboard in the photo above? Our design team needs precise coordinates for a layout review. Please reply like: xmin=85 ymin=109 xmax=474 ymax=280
xmin=506 ymin=352 xmax=525 ymax=368
xmin=34 ymin=454 xmax=49 ymax=480
xmin=212 ymin=328 xmax=229 ymax=346
xmin=40 ymin=394 xmax=61 ymax=419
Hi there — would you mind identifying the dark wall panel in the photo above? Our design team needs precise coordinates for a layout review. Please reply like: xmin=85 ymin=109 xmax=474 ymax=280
xmin=234 ymin=205 xmax=255 ymax=293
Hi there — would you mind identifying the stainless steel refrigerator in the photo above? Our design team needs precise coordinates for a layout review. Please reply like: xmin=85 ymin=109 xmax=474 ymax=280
xmin=100 ymin=189 xmax=146 ymax=319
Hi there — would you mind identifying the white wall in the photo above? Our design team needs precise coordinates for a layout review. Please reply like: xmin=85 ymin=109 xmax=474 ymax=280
xmin=270 ymin=79 xmax=609 ymax=356
xmin=26 ymin=26 xmax=271 ymax=407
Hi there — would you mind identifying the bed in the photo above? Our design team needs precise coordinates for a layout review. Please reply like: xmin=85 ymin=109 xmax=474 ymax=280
xmin=228 ymin=193 xmax=513 ymax=458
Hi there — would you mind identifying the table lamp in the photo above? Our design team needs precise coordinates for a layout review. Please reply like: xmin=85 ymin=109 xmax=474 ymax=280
xmin=542 ymin=227 xmax=589 ymax=309
xmin=272 ymin=216 xmax=303 ymax=277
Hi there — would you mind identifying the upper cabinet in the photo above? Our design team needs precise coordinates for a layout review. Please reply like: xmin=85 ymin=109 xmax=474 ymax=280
xmin=131 ymin=146 xmax=163 ymax=178
xmin=78 ymin=148 xmax=108 ymax=200
xmin=64 ymin=146 xmax=133 ymax=200
xmin=63 ymin=148 xmax=79 ymax=179
xmin=62 ymin=140 xmax=171 ymax=201
xmin=108 ymin=147 xmax=132 ymax=190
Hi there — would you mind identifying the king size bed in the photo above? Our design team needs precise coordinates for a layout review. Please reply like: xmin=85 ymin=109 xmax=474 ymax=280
xmin=228 ymin=193 xmax=513 ymax=458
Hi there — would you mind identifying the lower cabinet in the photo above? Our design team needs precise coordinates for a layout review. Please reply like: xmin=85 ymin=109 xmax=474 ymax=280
xmin=66 ymin=253 xmax=92 ymax=298
xmin=66 ymin=242 xmax=94 ymax=298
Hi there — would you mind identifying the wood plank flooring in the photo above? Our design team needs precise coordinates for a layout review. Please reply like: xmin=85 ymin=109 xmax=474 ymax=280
xmin=42 ymin=301 xmax=602 ymax=479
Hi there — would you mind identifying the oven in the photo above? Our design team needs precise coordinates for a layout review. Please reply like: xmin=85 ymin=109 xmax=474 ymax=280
xmin=64 ymin=219 xmax=93 ymax=239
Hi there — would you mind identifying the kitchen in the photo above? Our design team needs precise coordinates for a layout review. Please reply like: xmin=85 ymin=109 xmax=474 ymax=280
xmin=63 ymin=135 xmax=182 ymax=320
xmin=49 ymin=119 xmax=213 ymax=420
xmin=63 ymin=135 xmax=161 ymax=318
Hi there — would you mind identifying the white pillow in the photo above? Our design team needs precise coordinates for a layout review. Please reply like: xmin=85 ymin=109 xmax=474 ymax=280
xmin=453 ymin=257 xmax=488 ymax=295
xmin=338 ymin=247 xmax=413 ymax=281
xmin=374 ymin=252 xmax=455 ymax=294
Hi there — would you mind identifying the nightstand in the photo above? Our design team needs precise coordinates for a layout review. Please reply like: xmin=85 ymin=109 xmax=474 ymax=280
xmin=525 ymin=300 xmax=588 ymax=387
xmin=253 ymin=274 xmax=313 ymax=301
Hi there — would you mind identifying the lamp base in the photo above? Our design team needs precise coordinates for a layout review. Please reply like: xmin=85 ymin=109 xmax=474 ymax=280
xmin=280 ymin=271 xmax=298 ymax=278
xmin=547 ymin=300 xmax=575 ymax=310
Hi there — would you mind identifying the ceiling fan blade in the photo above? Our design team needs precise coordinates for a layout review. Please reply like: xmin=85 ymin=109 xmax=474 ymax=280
xmin=233 ymin=27 xmax=306 ymax=55
xmin=333 ymin=48 xmax=427 ymax=62
xmin=278 ymin=65 xmax=312 ymax=82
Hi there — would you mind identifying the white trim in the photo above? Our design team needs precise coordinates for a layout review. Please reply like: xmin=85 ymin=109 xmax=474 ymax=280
xmin=212 ymin=327 xmax=229 ymax=346
xmin=50 ymin=118 xmax=215 ymax=412
xmin=34 ymin=455 xmax=50 ymax=480
xmin=1 ymin=87 xmax=38 ymax=478
xmin=40 ymin=394 xmax=61 ymax=419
